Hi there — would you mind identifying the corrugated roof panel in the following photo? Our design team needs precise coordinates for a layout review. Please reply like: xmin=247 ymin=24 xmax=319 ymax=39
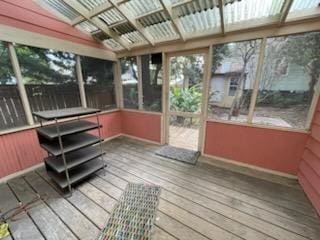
xmin=290 ymin=0 xmax=319 ymax=12
xmin=123 ymin=0 xmax=162 ymax=17
xmin=75 ymin=21 xmax=99 ymax=33
xmin=121 ymin=31 xmax=146 ymax=45
xmin=223 ymin=0 xmax=285 ymax=25
xmin=43 ymin=0 xmax=79 ymax=20
xmin=78 ymin=0 xmax=108 ymax=10
xmin=103 ymin=39 xmax=123 ymax=50
xmin=98 ymin=8 xmax=125 ymax=25
xmin=179 ymin=7 xmax=220 ymax=33
xmin=173 ymin=0 xmax=220 ymax=17
xmin=145 ymin=21 xmax=179 ymax=40
xmin=113 ymin=22 xmax=136 ymax=35
xmin=139 ymin=11 xmax=169 ymax=27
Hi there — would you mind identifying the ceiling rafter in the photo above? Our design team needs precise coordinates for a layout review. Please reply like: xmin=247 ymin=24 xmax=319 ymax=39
xmin=63 ymin=0 xmax=130 ymax=50
xmin=218 ymin=0 xmax=225 ymax=34
xmin=160 ymin=0 xmax=186 ymax=41
xmin=71 ymin=1 xmax=113 ymax=26
xmin=109 ymin=0 xmax=155 ymax=46
xmin=279 ymin=0 xmax=294 ymax=24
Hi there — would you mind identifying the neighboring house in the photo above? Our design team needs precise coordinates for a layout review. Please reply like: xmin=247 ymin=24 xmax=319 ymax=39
xmin=210 ymin=57 xmax=310 ymax=108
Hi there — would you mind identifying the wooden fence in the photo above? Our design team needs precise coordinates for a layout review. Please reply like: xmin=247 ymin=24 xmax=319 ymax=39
xmin=0 ymin=84 xmax=116 ymax=130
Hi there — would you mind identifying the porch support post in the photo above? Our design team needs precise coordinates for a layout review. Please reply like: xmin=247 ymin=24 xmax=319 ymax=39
xmin=76 ymin=55 xmax=87 ymax=108
xmin=8 ymin=42 xmax=34 ymax=125
xmin=200 ymin=46 xmax=212 ymax=153
xmin=115 ymin=60 xmax=123 ymax=109
xmin=247 ymin=37 xmax=267 ymax=123
xmin=305 ymin=82 xmax=320 ymax=130
xmin=137 ymin=56 xmax=144 ymax=110
xmin=161 ymin=52 xmax=168 ymax=145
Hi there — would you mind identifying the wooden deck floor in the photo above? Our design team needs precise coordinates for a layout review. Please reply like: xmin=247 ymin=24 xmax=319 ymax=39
xmin=1 ymin=137 xmax=320 ymax=240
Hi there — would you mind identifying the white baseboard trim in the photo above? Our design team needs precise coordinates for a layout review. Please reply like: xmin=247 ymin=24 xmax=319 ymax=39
xmin=202 ymin=153 xmax=297 ymax=179
xmin=120 ymin=134 xmax=162 ymax=145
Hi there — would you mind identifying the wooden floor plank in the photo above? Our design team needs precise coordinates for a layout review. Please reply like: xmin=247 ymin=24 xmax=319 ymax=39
xmin=106 ymin=142 xmax=319 ymax=224
xmin=119 ymin=141 xmax=313 ymax=210
xmin=7 ymin=177 xmax=77 ymax=240
xmin=95 ymin=170 xmax=275 ymax=240
xmin=0 ymin=184 xmax=44 ymax=240
xmin=37 ymin=168 xmax=109 ymax=230
xmin=24 ymin=172 xmax=100 ymax=240
xmin=105 ymin=157 xmax=313 ymax=240
xmin=104 ymin=148 xmax=320 ymax=237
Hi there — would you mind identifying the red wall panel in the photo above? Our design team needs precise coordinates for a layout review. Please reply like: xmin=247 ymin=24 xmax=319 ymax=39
xmin=204 ymin=121 xmax=308 ymax=175
xmin=298 ymin=101 xmax=320 ymax=215
xmin=0 ymin=0 xmax=103 ymax=48
xmin=121 ymin=111 xmax=161 ymax=143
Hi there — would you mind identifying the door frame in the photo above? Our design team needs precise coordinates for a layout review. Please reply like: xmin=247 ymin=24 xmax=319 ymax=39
xmin=162 ymin=48 xmax=211 ymax=152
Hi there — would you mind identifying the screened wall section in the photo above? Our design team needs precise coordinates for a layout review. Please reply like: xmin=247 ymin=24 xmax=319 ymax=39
xmin=0 ymin=41 xmax=27 ymax=130
xmin=120 ymin=56 xmax=139 ymax=109
xmin=141 ymin=54 xmax=162 ymax=112
xmin=81 ymin=56 xmax=116 ymax=110
xmin=15 ymin=44 xmax=81 ymax=117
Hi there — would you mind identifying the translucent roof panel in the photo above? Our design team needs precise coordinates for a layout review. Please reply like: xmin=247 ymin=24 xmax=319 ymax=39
xmin=123 ymin=0 xmax=162 ymax=17
xmin=78 ymin=0 xmax=108 ymax=10
xmin=179 ymin=8 xmax=221 ymax=34
xmin=103 ymin=39 xmax=123 ymax=50
xmin=138 ymin=12 xmax=169 ymax=27
xmin=173 ymin=0 xmax=220 ymax=17
xmin=145 ymin=21 xmax=179 ymax=41
xmin=43 ymin=0 xmax=79 ymax=20
xmin=223 ymin=0 xmax=285 ymax=25
xmin=75 ymin=21 xmax=99 ymax=33
xmin=290 ymin=0 xmax=320 ymax=12
xmin=120 ymin=31 xmax=147 ymax=46
xmin=98 ymin=8 xmax=125 ymax=26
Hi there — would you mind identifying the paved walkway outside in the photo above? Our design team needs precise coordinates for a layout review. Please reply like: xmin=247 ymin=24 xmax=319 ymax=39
xmin=169 ymin=125 xmax=198 ymax=151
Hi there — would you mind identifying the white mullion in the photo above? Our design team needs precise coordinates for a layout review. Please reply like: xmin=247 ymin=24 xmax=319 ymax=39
xmin=8 ymin=42 xmax=34 ymax=125
xmin=137 ymin=56 xmax=144 ymax=110
xmin=247 ymin=38 xmax=267 ymax=123
xmin=305 ymin=85 xmax=320 ymax=130
xmin=76 ymin=55 xmax=87 ymax=108
xmin=115 ymin=60 xmax=124 ymax=109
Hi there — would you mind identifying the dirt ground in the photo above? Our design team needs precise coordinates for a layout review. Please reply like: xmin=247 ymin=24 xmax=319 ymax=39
xmin=208 ymin=104 xmax=309 ymax=129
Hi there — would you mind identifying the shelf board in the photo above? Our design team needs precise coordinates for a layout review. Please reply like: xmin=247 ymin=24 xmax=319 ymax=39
xmin=41 ymin=133 xmax=101 ymax=156
xmin=47 ymin=158 xmax=105 ymax=189
xmin=33 ymin=107 xmax=100 ymax=120
xmin=45 ymin=146 xmax=105 ymax=173
xmin=37 ymin=120 xmax=100 ymax=140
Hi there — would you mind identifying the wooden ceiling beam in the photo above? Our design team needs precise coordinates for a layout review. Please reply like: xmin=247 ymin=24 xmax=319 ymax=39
xmin=160 ymin=0 xmax=185 ymax=41
xmin=63 ymin=0 xmax=130 ymax=50
xmin=109 ymin=0 xmax=155 ymax=46
xmin=279 ymin=0 xmax=294 ymax=24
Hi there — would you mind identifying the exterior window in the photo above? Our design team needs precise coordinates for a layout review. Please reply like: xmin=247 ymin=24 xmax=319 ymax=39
xmin=208 ymin=39 xmax=261 ymax=122
xmin=15 ymin=44 xmax=81 ymax=117
xmin=228 ymin=77 xmax=238 ymax=96
xmin=81 ymin=56 xmax=116 ymax=110
xmin=253 ymin=32 xmax=320 ymax=129
xmin=0 ymin=42 xmax=27 ymax=130
xmin=141 ymin=54 xmax=162 ymax=112
xmin=120 ymin=56 xmax=138 ymax=109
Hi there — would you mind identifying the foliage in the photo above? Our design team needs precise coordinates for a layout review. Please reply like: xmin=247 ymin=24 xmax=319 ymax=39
xmin=211 ymin=44 xmax=230 ymax=74
xmin=170 ymin=84 xmax=202 ymax=113
xmin=0 ymin=42 xmax=14 ymax=85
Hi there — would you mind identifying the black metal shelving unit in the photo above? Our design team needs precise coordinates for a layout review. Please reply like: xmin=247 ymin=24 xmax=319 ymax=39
xmin=33 ymin=107 xmax=106 ymax=195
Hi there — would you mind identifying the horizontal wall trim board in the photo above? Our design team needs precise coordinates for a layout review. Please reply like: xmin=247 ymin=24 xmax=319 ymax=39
xmin=202 ymin=153 xmax=297 ymax=179
xmin=0 ymin=24 xmax=116 ymax=61
xmin=0 ymin=109 xmax=121 ymax=136
xmin=206 ymin=119 xmax=310 ymax=134
xmin=121 ymin=108 xmax=163 ymax=116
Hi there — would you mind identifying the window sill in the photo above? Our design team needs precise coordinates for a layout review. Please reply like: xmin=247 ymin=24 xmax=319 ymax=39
xmin=206 ymin=118 xmax=310 ymax=134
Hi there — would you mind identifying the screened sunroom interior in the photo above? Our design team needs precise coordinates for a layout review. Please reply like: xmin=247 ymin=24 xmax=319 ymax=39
xmin=0 ymin=0 xmax=320 ymax=239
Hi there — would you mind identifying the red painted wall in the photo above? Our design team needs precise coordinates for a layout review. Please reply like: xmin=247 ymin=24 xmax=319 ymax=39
xmin=298 ymin=101 xmax=320 ymax=215
xmin=121 ymin=110 xmax=162 ymax=143
xmin=204 ymin=121 xmax=309 ymax=175
xmin=0 ymin=111 xmax=122 ymax=178
xmin=0 ymin=0 xmax=103 ymax=48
